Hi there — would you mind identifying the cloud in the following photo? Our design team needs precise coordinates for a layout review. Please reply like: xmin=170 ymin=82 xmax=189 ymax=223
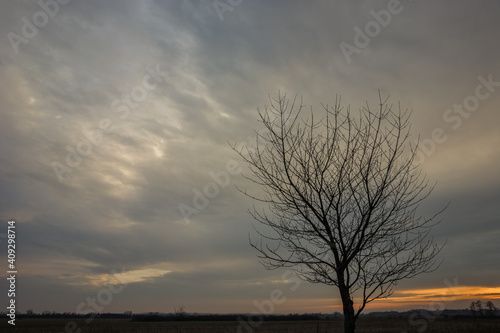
xmin=0 ymin=0 xmax=499 ymax=314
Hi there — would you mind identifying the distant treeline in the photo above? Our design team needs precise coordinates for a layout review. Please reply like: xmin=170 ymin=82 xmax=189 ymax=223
xmin=3 ymin=306 xmax=497 ymax=322
xmin=0 ymin=312 xmax=133 ymax=319
xmin=0 ymin=311 xmax=339 ymax=321
xmin=126 ymin=309 xmax=500 ymax=322
xmin=132 ymin=313 xmax=335 ymax=322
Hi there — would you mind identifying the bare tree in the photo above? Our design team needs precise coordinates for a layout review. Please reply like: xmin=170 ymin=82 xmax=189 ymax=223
xmin=232 ymin=92 xmax=445 ymax=333
xmin=476 ymin=300 xmax=484 ymax=317
xmin=486 ymin=301 xmax=497 ymax=317
xmin=470 ymin=301 xmax=478 ymax=318
xmin=174 ymin=305 xmax=186 ymax=317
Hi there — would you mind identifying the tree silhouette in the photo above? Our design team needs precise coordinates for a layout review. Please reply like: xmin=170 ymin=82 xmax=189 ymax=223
xmin=233 ymin=92 xmax=445 ymax=333
xmin=174 ymin=305 xmax=186 ymax=317
xmin=486 ymin=301 xmax=497 ymax=317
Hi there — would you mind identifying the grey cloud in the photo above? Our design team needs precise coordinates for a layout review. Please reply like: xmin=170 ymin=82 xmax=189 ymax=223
xmin=0 ymin=0 xmax=499 ymax=314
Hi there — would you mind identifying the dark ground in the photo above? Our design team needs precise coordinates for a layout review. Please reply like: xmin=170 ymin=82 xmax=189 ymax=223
xmin=1 ymin=317 xmax=500 ymax=332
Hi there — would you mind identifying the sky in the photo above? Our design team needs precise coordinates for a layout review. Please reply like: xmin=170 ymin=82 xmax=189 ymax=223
xmin=0 ymin=0 xmax=499 ymax=316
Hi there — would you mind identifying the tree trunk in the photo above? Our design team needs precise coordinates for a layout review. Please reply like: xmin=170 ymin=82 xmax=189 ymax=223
xmin=339 ymin=284 xmax=356 ymax=333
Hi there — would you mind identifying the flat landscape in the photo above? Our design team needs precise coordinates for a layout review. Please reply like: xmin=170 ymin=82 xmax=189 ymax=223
xmin=1 ymin=3 xmax=500 ymax=333
xmin=2 ymin=318 xmax=500 ymax=333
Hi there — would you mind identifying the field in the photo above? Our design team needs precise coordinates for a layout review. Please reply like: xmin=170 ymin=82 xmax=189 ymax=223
xmin=2 ymin=317 xmax=500 ymax=333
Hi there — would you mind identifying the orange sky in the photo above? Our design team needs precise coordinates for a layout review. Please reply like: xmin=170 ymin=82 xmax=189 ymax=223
xmin=308 ymin=286 xmax=500 ymax=313
xmin=236 ymin=285 xmax=500 ymax=314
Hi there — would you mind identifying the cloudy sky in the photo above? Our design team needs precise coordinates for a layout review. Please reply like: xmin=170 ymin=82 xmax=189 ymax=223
xmin=0 ymin=0 xmax=499 ymax=315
